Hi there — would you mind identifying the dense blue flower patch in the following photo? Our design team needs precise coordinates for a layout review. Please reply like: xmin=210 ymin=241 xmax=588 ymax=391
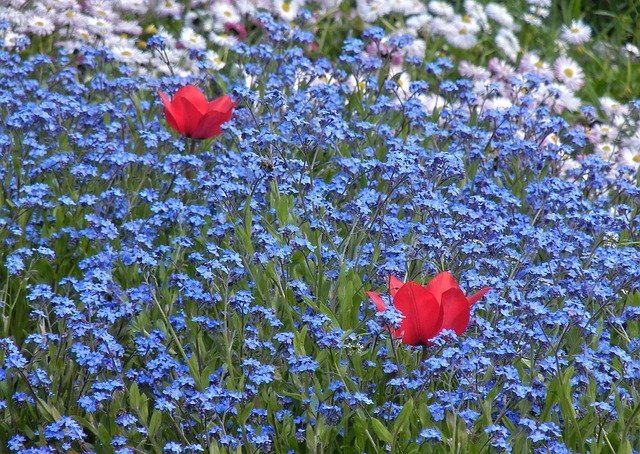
xmin=0 ymin=12 xmax=639 ymax=454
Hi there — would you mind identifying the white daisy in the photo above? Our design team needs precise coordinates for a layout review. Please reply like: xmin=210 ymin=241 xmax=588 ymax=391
xmin=206 ymin=49 xmax=225 ymax=71
xmin=111 ymin=44 xmax=148 ymax=65
xmin=518 ymin=52 xmax=553 ymax=78
xmin=587 ymin=123 xmax=619 ymax=145
xmin=463 ymin=0 xmax=489 ymax=30
xmin=55 ymin=8 xmax=88 ymax=28
xmin=495 ymin=28 xmax=520 ymax=61
xmin=180 ymin=27 xmax=206 ymax=50
xmin=458 ymin=61 xmax=490 ymax=81
xmin=428 ymin=1 xmax=455 ymax=18
xmin=274 ymin=0 xmax=303 ymax=22
xmin=155 ymin=0 xmax=183 ymax=18
xmin=116 ymin=0 xmax=149 ymax=14
xmin=595 ymin=142 xmax=616 ymax=161
xmin=357 ymin=0 xmax=391 ymax=23
xmin=553 ymin=55 xmax=585 ymax=90
xmin=24 ymin=15 xmax=55 ymax=36
xmin=86 ymin=16 xmax=113 ymax=36
xmin=599 ymin=96 xmax=629 ymax=119
xmin=208 ymin=31 xmax=239 ymax=48
xmin=444 ymin=15 xmax=480 ymax=50
xmin=1 ymin=30 xmax=27 ymax=49
xmin=619 ymin=147 xmax=640 ymax=170
xmin=211 ymin=2 xmax=241 ymax=24
xmin=559 ymin=20 xmax=591 ymax=45
xmin=485 ymin=3 xmax=515 ymax=30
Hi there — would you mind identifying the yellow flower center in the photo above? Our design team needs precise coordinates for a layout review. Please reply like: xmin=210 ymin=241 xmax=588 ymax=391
xmin=282 ymin=2 xmax=290 ymax=12
xmin=535 ymin=61 xmax=542 ymax=68
xmin=462 ymin=15 xmax=470 ymax=23
xmin=224 ymin=10 xmax=232 ymax=17
xmin=459 ymin=27 xmax=467 ymax=35
xmin=563 ymin=68 xmax=574 ymax=77
xmin=36 ymin=21 xmax=45 ymax=27
xmin=633 ymin=155 xmax=640 ymax=163
xmin=571 ymin=27 xmax=579 ymax=33
xmin=121 ymin=50 xmax=132 ymax=57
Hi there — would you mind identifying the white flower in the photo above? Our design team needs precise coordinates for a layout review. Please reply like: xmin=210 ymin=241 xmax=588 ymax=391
xmin=357 ymin=0 xmax=391 ymax=23
xmin=111 ymin=45 xmax=148 ymax=65
xmin=495 ymin=28 xmax=520 ymax=61
xmin=24 ymin=15 xmax=55 ymax=36
xmin=86 ymin=16 xmax=113 ymax=36
xmin=623 ymin=43 xmax=640 ymax=58
xmin=595 ymin=142 xmax=616 ymax=161
xmin=274 ymin=0 xmax=303 ymax=22
xmin=428 ymin=1 xmax=455 ymax=18
xmin=485 ymin=3 xmax=515 ymax=30
xmin=388 ymin=65 xmax=412 ymax=100
xmin=180 ymin=27 xmax=206 ymax=50
xmin=522 ymin=13 xmax=542 ymax=27
xmin=211 ymin=2 xmax=241 ymax=24
xmin=206 ymin=50 xmax=225 ymax=71
xmin=553 ymin=55 xmax=584 ymax=90
xmin=458 ymin=61 xmax=490 ymax=81
xmin=406 ymin=13 xmax=432 ymax=34
xmin=559 ymin=20 xmax=591 ymax=45
xmin=208 ymin=31 xmax=239 ymax=48
xmin=155 ymin=0 xmax=183 ymax=18
xmin=444 ymin=15 xmax=479 ymax=50
xmin=420 ymin=93 xmax=447 ymax=115
xmin=619 ymin=147 xmax=640 ymax=170
xmin=55 ymin=8 xmax=88 ymax=28
xmin=518 ymin=52 xmax=553 ymax=78
xmin=599 ymin=96 xmax=629 ymax=119
xmin=587 ymin=123 xmax=619 ymax=145
xmin=464 ymin=0 xmax=488 ymax=30
xmin=1 ymin=30 xmax=27 ymax=49
xmin=116 ymin=0 xmax=149 ymax=14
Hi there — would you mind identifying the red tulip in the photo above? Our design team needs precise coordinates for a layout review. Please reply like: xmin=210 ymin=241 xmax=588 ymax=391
xmin=366 ymin=272 xmax=491 ymax=346
xmin=158 ymin=85 xmax=237 ymax=140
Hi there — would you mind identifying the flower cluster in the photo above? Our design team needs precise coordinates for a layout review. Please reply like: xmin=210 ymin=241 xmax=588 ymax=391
xmin=0 ymin=6 xmax=638 ymax=454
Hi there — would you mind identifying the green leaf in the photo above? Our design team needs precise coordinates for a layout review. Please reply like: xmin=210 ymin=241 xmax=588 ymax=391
xmin=129 ymin=382 xmax=140 ymax=409
xmin=370 ymin=418 xmax=393 ymax=444
xmin=393 ymin=398 xmax=414 ymax=437
xmin=148 ymin=410 xmax=163 ymax=439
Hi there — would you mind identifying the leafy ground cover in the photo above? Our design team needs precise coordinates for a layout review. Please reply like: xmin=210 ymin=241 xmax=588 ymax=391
xmin=0 ymin=1 xmax=640 ymax=453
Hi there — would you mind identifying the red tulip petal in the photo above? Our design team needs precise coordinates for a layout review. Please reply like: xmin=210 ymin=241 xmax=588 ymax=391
xmin=208 ymin=95 xmax=237 ymax=112
xmin=467 ymin=287 xmax=491 ymax=306
xmin=441 ymin=287 xmax=471 ymax=335
xmin=174 ymin=85 xmax=209 ymax=115
xmin=393 ymin=282 xmax=443 ymax=346
xmin=365 ymin=291 xmax=387 ymax=313
xmin=191 ymin=109 xmax=233 ymax=140
xmin=425 ymin=271 xmax=460 ymax=302
xmin=158 ymin=91 xmax=183 ymax=135
xmin=388 ymin=275 xmax=403 ymax=297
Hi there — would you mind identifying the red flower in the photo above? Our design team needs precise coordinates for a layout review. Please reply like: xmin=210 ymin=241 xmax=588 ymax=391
xmin=366 ymin=272 xmax=491 ymax=346
xmin=158 ymin=85 xmax=237 ymax=140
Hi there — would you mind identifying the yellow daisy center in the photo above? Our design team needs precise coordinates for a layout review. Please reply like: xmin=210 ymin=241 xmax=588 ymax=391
xmin=563 ymin=68 xmax=574 ymax=77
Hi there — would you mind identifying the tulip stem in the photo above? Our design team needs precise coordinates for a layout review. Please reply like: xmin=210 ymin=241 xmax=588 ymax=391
xmin=187 ymin=138 xmax=199 ymax=155
xmin=420 ymin=347 xmax=429 ymax=363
